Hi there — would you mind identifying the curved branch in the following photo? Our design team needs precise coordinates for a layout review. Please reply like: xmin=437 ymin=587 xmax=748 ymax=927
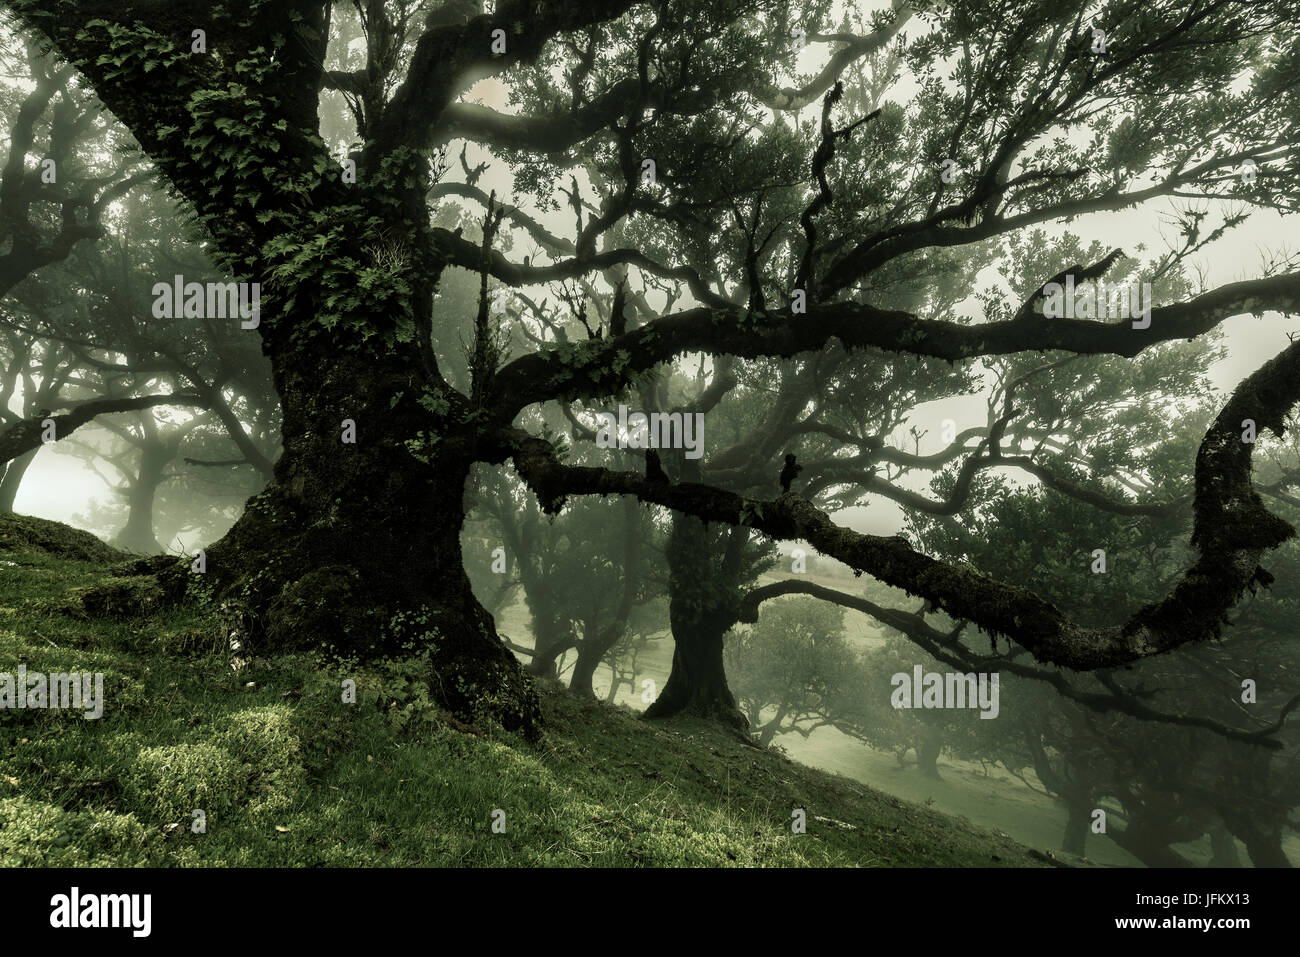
xmin=756 ymin=1 xmax=913 ymax=111
xmin=0 ymin=393 xmax=210 ymax=465
xmin=429 ymin=182 xmax=573 ymax=254
xmin=431 ymin=77 xmax=643 ymax=152
xmin=499 ymin=336 xmax=1300 ymax=673
xmin=737 ymin=578 xmax=1285 ymax=748
xmin=491 ymin=271 xmax=1300 ymax=417
xmin=372 ymin=0 xmax=643 ymax=157
xmin=429 ymin=225 xmax=728 ymax=307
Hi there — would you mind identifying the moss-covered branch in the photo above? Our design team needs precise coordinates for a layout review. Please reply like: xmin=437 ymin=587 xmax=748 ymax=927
xmin=0 ymin=393 xmax=209 ymax=465
xmin=499 ymin=336 xmax=1300 ymax=672
xmin=491 ymin=272 xmax=1300 ymax=417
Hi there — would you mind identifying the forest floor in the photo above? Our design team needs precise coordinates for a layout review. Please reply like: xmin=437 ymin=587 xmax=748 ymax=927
xmin=0 ymin=512 xmax=1052 ymax=867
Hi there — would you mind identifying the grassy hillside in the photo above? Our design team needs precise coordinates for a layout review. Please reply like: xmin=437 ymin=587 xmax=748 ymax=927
xmin=0 ymin=513 xmax=1052 ymax=867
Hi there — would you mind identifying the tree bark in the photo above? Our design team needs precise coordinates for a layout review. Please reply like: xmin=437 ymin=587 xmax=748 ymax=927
xmin=642 ymin=507 xmax=747 ymax=728
xmin=199 ymin=344 xmax=541 ymax=739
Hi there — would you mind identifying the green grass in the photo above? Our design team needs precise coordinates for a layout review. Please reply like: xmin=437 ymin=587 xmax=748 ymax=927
xmin=0 ymin=513 xmax=1052 ymax=867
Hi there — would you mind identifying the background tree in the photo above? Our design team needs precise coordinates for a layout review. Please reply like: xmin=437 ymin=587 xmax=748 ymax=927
xmin=0 ymin=20 xmax=155 ymax=502
xmin=725 ymin=596 xmax=869 ymax=747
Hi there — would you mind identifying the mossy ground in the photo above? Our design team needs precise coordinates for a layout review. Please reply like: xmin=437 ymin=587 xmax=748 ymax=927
xmin=0 ymin=513 xmax=1051 ymax=867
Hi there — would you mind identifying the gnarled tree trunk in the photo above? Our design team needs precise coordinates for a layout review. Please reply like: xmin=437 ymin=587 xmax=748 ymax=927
xmin=643 ymin=505 xmax=747 ymax=728
xmin=201 ymin=338 xmax=541 ymax=738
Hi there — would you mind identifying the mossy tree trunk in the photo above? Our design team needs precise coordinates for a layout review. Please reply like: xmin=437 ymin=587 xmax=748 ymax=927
xmin=204 ymin=333 xmax=541 ymax=737
xmin=643 ymin=507 xmax=747 ymax=728
xmin=0 ymin=2 xmax=570 ymax=739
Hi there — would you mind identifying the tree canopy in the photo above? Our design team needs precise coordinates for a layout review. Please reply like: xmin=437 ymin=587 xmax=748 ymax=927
xmin=1 ymin=0 xmax=1299 ymax=749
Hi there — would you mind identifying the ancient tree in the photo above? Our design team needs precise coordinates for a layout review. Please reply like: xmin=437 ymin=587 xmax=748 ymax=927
xmin=6 ymin=0 xmax=1300 ymax=737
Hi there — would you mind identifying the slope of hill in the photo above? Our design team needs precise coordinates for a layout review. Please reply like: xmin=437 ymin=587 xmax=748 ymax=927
xmin=0 ymin=513 xmax=1051 ymax=867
